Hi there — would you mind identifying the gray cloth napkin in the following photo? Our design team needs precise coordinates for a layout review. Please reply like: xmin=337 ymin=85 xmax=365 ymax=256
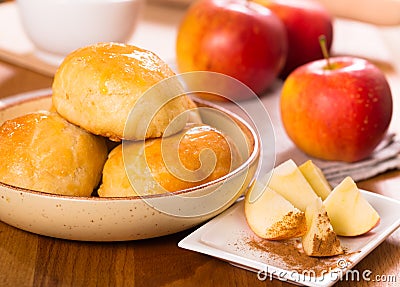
xmin=312 ymin=133 xmax=400 ymax=185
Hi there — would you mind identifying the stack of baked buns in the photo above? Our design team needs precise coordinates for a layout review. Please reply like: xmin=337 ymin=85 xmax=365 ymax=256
xmin=0 ymin=42 xmax=242 ymax=197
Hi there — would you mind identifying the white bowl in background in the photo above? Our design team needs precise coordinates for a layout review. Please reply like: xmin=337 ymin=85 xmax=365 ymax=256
xmin=16 ymin=0 xmax=144 ymax=65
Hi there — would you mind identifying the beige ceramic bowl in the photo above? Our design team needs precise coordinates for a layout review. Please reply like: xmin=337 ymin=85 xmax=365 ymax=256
xmin=0 ymin=89 xmax=260 ymax=241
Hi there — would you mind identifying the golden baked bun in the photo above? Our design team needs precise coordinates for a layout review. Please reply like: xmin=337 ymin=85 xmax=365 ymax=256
xmin=98 ymin=124 xmax=242 ymax=197
xmin=52 ymin=42 xmax=196 ymax=141
xmin=0 ymin=111 xmax=108 ymax=196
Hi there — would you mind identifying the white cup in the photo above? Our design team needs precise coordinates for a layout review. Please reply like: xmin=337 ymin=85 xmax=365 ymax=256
xmin=16 ymin=0 xmax=144 ymax=65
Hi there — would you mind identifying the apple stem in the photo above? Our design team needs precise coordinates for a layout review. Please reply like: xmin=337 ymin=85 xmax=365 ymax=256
xmin=319 ymin=35 xmax=332 ymax=69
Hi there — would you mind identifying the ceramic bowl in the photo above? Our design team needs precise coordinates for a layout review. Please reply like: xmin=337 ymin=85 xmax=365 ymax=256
xmin=0 ymin=89 xmax=260 ymax=241
xmin=16 ymin=0 xmax=144 ymax=65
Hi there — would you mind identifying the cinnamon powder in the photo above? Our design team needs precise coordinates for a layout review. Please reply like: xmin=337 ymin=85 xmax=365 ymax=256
xmin=240 ymin=236 xmax=355 ymax=277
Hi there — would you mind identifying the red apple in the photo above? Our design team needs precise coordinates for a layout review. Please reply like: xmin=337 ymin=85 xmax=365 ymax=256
xmin=254 ymin=0 xmax=333 ymax=78
xmin=280 ymin=56 xmax=393 ymax=163
xmin=176 ymin=0 xmax=287 ymax=98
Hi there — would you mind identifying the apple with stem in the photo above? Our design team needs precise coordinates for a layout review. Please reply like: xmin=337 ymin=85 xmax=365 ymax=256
xmin=280 ymin=36 xmax=393 ymax=162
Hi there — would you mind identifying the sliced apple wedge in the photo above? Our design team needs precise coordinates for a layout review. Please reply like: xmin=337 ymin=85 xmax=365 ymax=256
xmin=268 ymin=159 xmax=318 ymax=211
xmin=302 ymin=197 xmax=343 ymax=257
xmin=299 ymin=160 xmax=332 ymax=200
xmin=245 ymin=182 xmax=307 ymax=240
xmin=323 ymin=176 xmax=380 ymax=236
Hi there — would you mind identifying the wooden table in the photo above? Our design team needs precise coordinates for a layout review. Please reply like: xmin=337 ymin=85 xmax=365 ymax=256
xmin=0 ymin=3 xmax=399 ymax=287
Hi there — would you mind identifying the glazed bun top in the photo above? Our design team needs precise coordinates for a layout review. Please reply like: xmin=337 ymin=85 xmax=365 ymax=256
xmin=0 ymin=111 xmax=108 ymax=196
xmin=52 ymin=42 xmax=196 ymax=141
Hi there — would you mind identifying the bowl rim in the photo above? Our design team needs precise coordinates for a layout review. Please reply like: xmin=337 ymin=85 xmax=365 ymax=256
xmin=0 ymin=90 xmax=260 ymax=202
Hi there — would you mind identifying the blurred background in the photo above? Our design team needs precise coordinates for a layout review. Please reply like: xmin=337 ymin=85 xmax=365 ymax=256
xmin=0 ymin=0 xmax=399 ymax=75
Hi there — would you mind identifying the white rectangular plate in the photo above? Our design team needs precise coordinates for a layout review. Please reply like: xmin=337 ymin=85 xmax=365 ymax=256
xmin=179 ymin=190 xmax=400 ymax=287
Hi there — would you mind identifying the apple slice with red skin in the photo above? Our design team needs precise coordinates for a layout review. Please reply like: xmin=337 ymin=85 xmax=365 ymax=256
xmin=323 ymin=176 xmax=380 ymax=236
xmin=245 ymin=183 xmax=307 ymax=240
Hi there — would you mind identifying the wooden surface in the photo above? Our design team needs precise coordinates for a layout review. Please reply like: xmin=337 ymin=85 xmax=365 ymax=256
xmin=1 ymin=2 xmax=400 ymax=287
